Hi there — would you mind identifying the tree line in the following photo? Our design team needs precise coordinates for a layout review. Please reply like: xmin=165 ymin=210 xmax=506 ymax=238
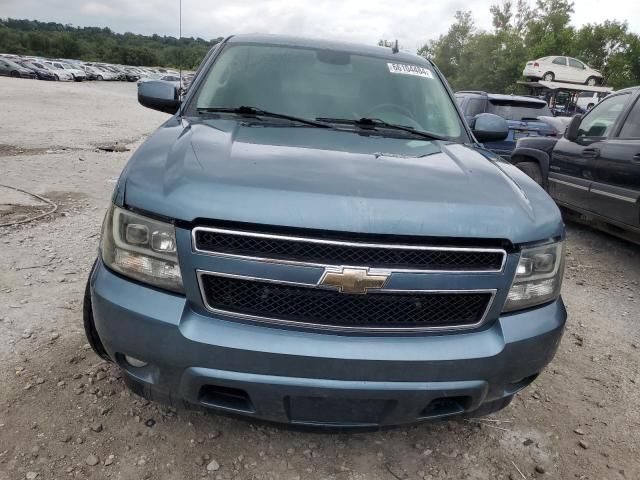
xmin=4 ymin=3 xmax=639 ymax=92
xmin=0 ymin=18 xmax=222 ymax=68
xmin=414 ymin=0 xmax=640 ymax=92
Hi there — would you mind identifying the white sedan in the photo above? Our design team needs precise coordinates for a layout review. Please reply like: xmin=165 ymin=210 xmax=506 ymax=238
xmin=43 ymin=60 xmax=86 ymax=82
xmin=523 ymin=56 xmax=603 ymax=86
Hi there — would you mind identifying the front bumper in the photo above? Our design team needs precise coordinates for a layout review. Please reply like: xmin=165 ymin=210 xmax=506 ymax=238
xmin=90 ymin=260 xmax=566 ymax=427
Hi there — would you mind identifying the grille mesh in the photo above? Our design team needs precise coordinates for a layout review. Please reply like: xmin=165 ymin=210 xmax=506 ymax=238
xmin=200 ymin=274 xmax=492 ymax=330
xmin=194 ymin=229 xmax=504 ymax=271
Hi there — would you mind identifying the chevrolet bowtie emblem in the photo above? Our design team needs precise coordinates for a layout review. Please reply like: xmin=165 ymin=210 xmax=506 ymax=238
xmin=319 ymin=268 xmax=388 ymax=294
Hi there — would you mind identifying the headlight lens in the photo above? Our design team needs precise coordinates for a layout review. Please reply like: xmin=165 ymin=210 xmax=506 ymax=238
xmin=503 ymin=241 xmax=565 ymax=312
xmin=101 ymin=205 xmax=184 ymax=293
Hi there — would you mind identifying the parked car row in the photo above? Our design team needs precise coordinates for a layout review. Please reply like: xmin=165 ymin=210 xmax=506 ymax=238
xmin=0 ymin=52 xmax=181 ymax=83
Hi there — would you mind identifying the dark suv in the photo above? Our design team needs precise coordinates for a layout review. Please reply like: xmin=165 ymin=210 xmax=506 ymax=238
xmin=455 ymin=91 xmax=556 ymax=157
xmin=512 ymin=87 xmax=640 ymax=244
xmin=83 ymin=35 xmax=567 ymax=428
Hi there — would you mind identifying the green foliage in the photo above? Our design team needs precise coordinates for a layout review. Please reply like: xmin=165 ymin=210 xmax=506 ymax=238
xmin=419 ymin=11 xmax=475 ymax=81
xmin=0 ymin=18 xmax=221 ymax=69
xmin=420 ymin=1 xmax=640 ymax=92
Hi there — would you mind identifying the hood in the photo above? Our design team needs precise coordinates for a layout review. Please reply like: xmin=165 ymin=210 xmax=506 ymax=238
xmin=121 ymin=118 xmax=563 ymax=245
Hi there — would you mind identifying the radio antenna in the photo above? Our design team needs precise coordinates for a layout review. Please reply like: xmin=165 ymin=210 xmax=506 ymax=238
xmin=179 ymin=0 xmax=183 ymax=83
xmin=178 ymin=0 xmax=183 ymax=117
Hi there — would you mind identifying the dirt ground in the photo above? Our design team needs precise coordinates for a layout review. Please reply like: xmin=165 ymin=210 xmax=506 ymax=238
xmin=1 ymin=76 xmax=639 ymax=480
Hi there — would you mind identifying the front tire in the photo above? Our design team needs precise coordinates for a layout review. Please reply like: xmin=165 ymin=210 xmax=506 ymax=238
xmin=10 ymin=70 xmax=20 ymax=78
xmin=586 ymin=76 xmax=598 ymax=86
xmin=516 ymin=161 xmax=544 ymax=186
xmin=83 ymin=260 xmax=112 ymax=362
xmin=97 ymin=75 xmax=103 ymax=81
xmin=543 ymin=72 xmax=555 ymax=82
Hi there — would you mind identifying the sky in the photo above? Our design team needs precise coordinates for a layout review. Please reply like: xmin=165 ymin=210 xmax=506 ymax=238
xmin=2 ymin=0 xmax=640 ymax=51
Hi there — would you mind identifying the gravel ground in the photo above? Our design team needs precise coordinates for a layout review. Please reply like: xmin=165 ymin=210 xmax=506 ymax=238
xmin=1 ymin=76 xmax=639 ymax=480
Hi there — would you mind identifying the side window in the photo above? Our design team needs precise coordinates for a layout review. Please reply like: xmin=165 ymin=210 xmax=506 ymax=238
xmin=578 ymin=93 xmax=630 ymax=138
xmin=569 ymin=58 xmax=585 ymax=69
xmin=552 ymin=57 xmax=566 ymax=66
xmin=466 ymin=98 xmax=486 ymax=117
xmin=618 ymin=98 xmax=640 ymax=139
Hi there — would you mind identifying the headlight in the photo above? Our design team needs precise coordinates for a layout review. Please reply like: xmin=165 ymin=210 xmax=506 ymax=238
xmin=101 ymin=205 xmax=184 ymax=293
xmin=503 ymin=241 xmax=565 ymax=312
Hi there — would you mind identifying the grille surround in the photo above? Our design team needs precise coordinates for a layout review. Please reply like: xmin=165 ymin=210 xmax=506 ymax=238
xmin=197 ymin=271 xmax=496 ymax=333
xmin=192 ymin=226 xmax=506 ymax=273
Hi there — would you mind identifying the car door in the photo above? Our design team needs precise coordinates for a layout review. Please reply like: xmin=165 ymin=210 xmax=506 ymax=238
xmin=549 ymin=92 xmax=632 ymax=210
xmin=568 ymin=58 xmax=587 ymax=83
xmin=589 ymin=92 xmax=640 ymax=227
xmin=551 ymin=57 xmax=569 ymax=82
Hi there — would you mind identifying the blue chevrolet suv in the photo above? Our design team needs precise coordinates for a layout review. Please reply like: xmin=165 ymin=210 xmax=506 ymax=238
xmin=84 ymin=35 xmax=566 ymax=428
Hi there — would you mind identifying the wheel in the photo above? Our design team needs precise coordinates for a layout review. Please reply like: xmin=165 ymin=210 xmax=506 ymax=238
xmin=54 ymin=74 xmax=59 ymax=81
xmin=83 ymin=260 xmax=112 ymax=362
xmin=10 ymin=70 xmax=20 ymax=78
xmin=543 ymin=72 xmax=555 ymax=82
xmin=516 ymin=161 xmax=544 ymax=186
xmin=466 ymin=395 xmax=514 ymax=418
xmin=586 ymin=76 xmax=598 ymax=86
xmin=97 ymin=75 xmax=103 ymax=81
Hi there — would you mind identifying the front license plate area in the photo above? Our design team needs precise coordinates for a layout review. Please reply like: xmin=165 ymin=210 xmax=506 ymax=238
xmin=287 ymin=396 xmax=396 ymax=426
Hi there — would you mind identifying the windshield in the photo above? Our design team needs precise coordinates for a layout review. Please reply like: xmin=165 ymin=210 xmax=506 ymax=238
xmin=487 ymin=100 xmax=552 ymax=120
xmin=194 ymin=43 xmax=464 ymax=139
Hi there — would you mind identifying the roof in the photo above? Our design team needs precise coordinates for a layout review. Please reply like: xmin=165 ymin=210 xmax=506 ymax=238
xmin=487 ymin=93 xmax=547 ymax=104
xmin=615 ymin=86 xmax=640 ymax=95
xmin=517 ymin=80 xmax=613 ymax=93
xmin=225 ymin=34 xmax=431 ymax=64
xmin=455 ymin=91 xmax=547 ymax=104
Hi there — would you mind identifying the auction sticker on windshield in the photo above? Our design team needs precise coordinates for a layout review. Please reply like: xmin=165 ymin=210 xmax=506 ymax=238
xmin=387 ymin=63 xmax=433 ymax=79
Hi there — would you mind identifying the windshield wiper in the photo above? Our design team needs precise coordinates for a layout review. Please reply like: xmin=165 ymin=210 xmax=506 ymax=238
xmin=197 ymin=106 xmax=332 ymax=129
xmin=316 ymin=117 xmax=446 ymax=141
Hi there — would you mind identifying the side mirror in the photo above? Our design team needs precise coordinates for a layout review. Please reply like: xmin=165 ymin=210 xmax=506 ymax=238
xmin=471 ymin=113 xmax=509 ymax=143
xmin=138 ymin=80 xmax=180 ymax=114
xmin=565 ymin=114 xmax=583 ymax=142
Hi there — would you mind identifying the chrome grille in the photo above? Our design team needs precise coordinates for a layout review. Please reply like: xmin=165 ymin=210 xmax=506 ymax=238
xmin=198 ymin=272 xmax=495 ymax=332
xmin=193 ymin=227 xmax=506 ymax=272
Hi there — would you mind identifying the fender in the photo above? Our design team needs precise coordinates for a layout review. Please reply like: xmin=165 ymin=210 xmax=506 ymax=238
xmin=510 ymin=147 xmax=551 ymax=187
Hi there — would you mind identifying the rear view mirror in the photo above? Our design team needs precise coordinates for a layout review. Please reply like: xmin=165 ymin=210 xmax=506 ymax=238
xmin=138 ymin=81 xmax=180 ymax=114
xmin=565 ymin=114 xmax=583 ymax=142
xmin=472 ymin=113 xmax=509 ymax=143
